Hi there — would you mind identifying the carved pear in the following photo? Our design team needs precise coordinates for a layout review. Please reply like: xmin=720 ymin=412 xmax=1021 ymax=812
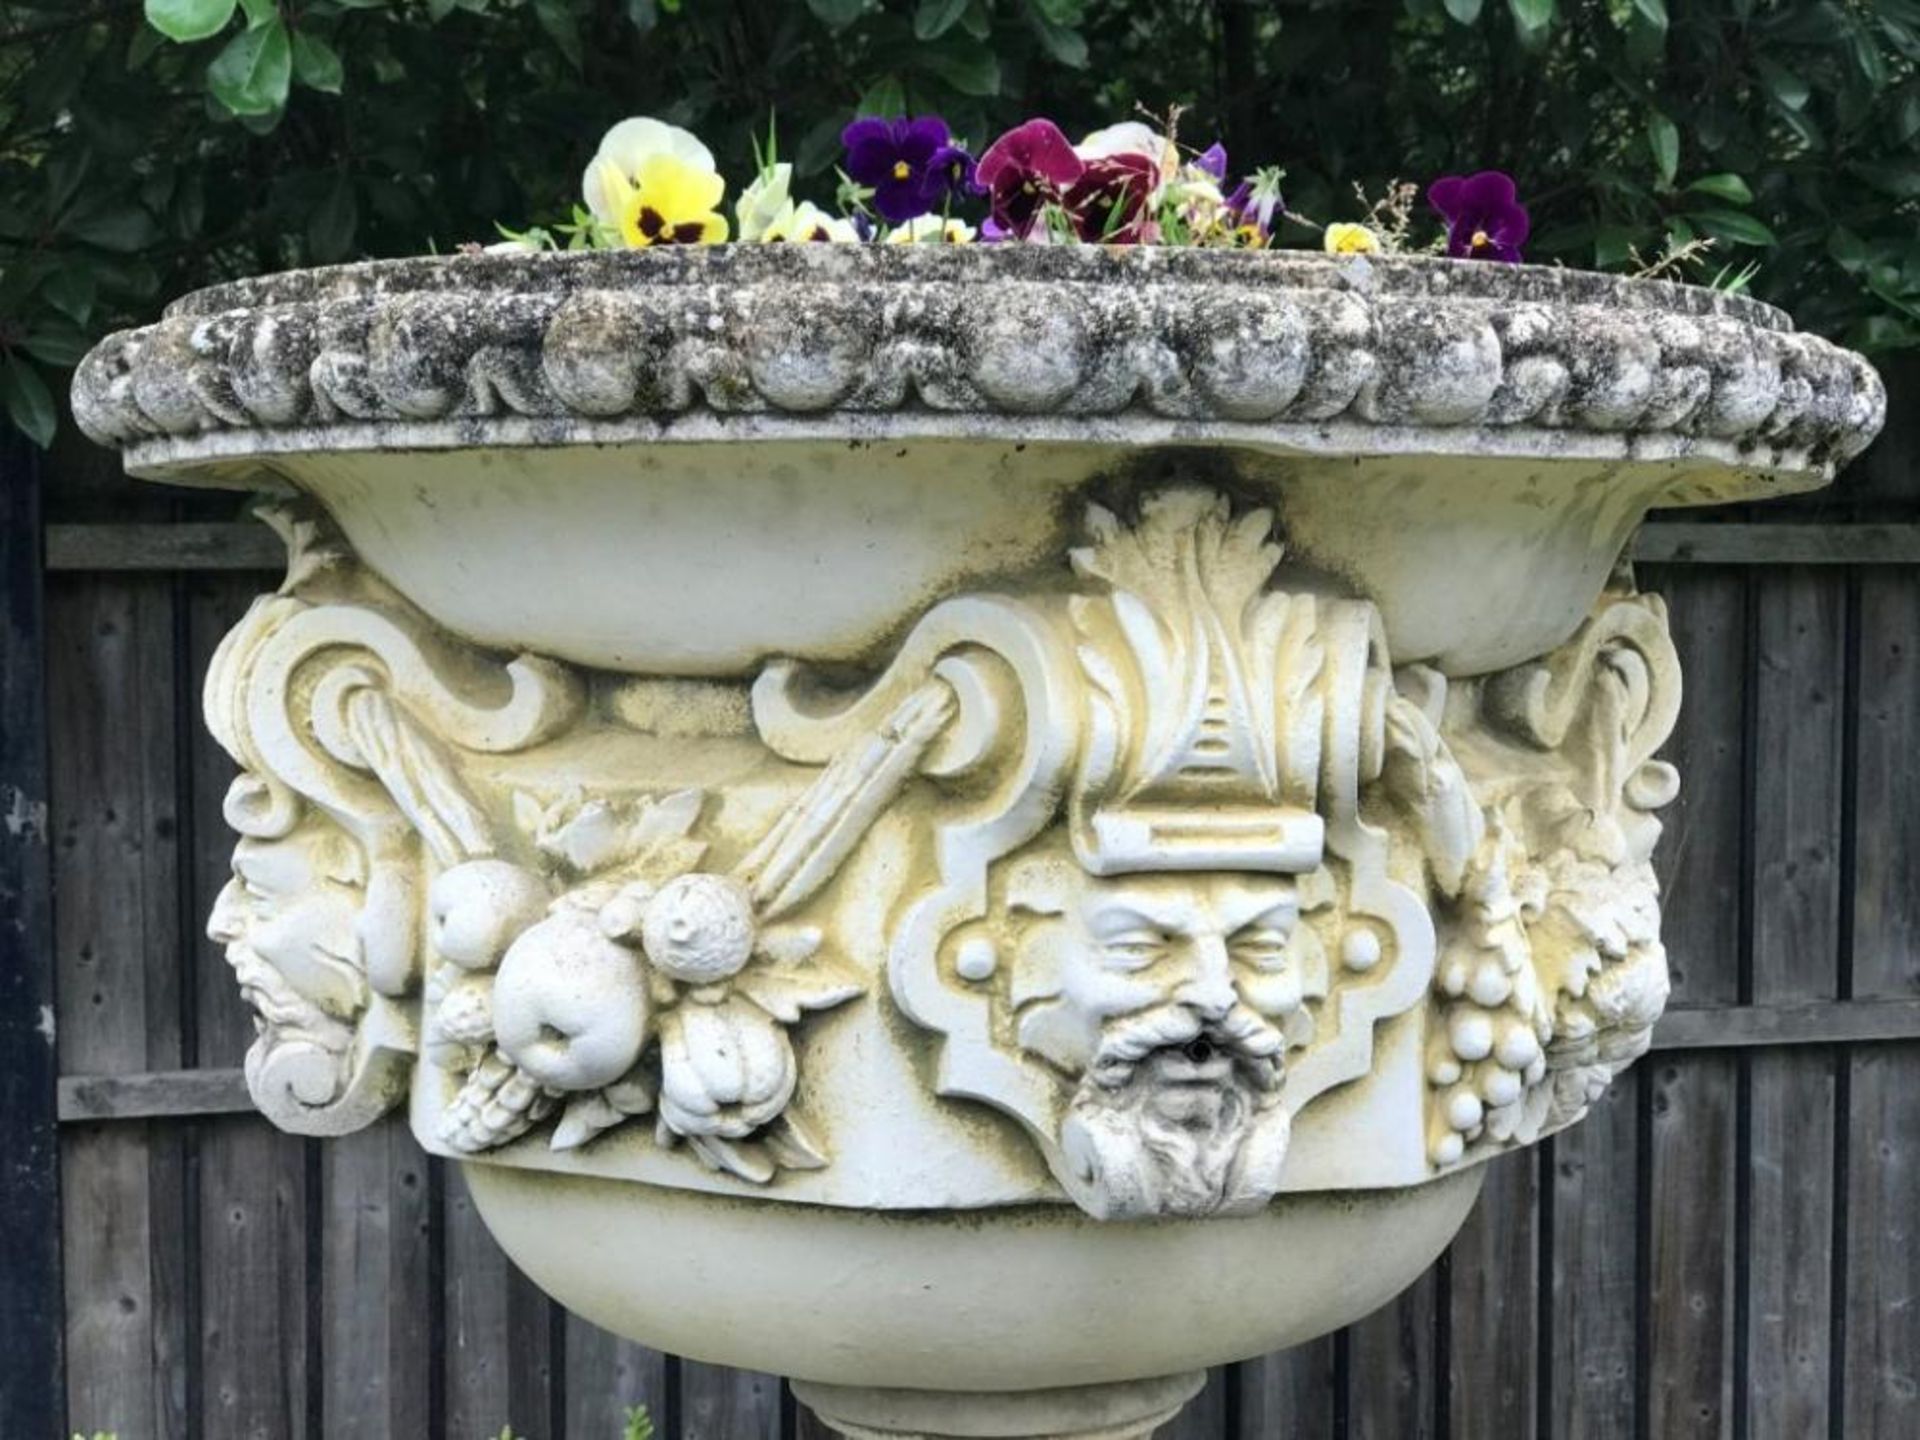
xmin=492 ymin=909 xmax=650 ymax=1091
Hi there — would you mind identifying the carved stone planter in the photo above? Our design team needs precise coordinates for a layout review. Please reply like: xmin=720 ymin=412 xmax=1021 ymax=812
xmin=76 ymin=247 xmax=1884 ymax=1438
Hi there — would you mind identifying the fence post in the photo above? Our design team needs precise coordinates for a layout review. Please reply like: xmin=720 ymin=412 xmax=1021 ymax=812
xmin=0 ymin=428 xmax=65 ymax=1437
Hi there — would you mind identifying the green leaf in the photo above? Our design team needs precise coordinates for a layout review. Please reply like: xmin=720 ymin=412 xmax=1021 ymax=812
xmin=1444 ymin=0 xmax=1484 ymax=21
xmin=1 ymin=356 xmax=57 ymax=448
xmin=237 ymin=0 xmax=277 ymax=28
xmin=1687 ymin=209 xmax=1777 ymax=246
xmin=915 ymin=0 xmax=969 ymax=40
xmin=1756 ymin=58 xmax=1810 ymax=111
xmin=144 ymin=0 xmax=238 ymax=43
xmin=43 ymin=269 xmax=97 ymax=326
xmin=1508 ymin=0 xmax=1553 ymax=28
xmin=62 ymin=197 xmax=163 ymax=251
xmin=916 ymin=38 xmax=1000 ymax=95
xmin=308 ymin=173 xmax=358 ymax=260
xmin=291 ymin=32 xmax=343 ymax=93
xmin=1028 ymin=0 xmax=1084 ymax=20
xmin=533 ymin=0 xmax=583 ymax=69
xmin=625 ymin=0 xmax=659 ymax=31
xmin=855 ymin=74 xmax=906 ymax=117
xmin=22 ymin=324 xmax=94 ymax=369
xmin=1027 ymin=10 xmax=1088 ymax=65
xmin=1686 ymin=172 xmax=1752 ymax=204
xmin=207 ymin=18 xmax=292 ymax=115
xmin=805 ymin=0 xmax=867 ymax=29
xmin=1647 ymin=110 xmax=1678 ymax=186
xmin=1632 ymin=0 xmax=1667 ymax=28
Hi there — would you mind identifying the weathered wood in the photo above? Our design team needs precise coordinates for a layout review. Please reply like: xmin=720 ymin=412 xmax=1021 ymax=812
xmin=681 ymin=1362 xmax=785 ymax=1440
xmin=1633 ymin=523 xmax=1920 ymax=565
xmin=1643 ymin=568 xmax=1744 ymax=1440
xmin=442 ymin=1163 xmax=558 ymax=1437
xmin=49 ymin=570 xmax=192 ymax=1440
xmin=1447 ymin=1149 xmax=1537 ymax=1439
xmin=1649 ymin=997 xmax=1920 ymax=1049
xmin=1235 ymin=1342 xmax=1335 ymax=1438
xmin=0 ymin=433 xmax=65 ymax=1440
xmin=58 ymin=1068 xmax=255 ymax=1121
xmin=1345 ymin=1266 xmax=1440 ymax=1439
xmin=565 ymin=1315 xmax=670 ymax=1440
xmin=1547 ymin=1090 xmax=1640 ymax=1440
xmin=1746 ymin=567 xmax=1845 ymax=1437
xmin=1843 ymin=567 xmax=1920 ymax=1436
xmin=187 ymin=572 xmax=312 ymax=1440
xmin=46 ymin=521 xmax=283 ymax=572
xmin=320 ymin=1116 xmax=433 ymax=1439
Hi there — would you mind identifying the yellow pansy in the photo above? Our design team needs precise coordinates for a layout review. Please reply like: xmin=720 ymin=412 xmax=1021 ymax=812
xmin=1324 ymin=222 xmax=1382 ymax=256
xmin=885 ymin=214 xmax=976 ymax=244
xmin=761 ymin=201 xmax=858 ymax=244
xmin=618 ymin=152 xmax=730 ymax=247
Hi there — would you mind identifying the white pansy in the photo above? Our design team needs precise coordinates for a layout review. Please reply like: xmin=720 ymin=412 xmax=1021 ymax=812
xmin=762 ymin=200 xmax=858 ymax=244
xmin=735 ymin=162 xmax=794 ymax=242
xmin=884 ymin=214 xmax=976 ymax=244
xmin=582 ymin=117 xmax=717 ymax=228
xmin=1076 ymin=120 xmax=1178 ymax=181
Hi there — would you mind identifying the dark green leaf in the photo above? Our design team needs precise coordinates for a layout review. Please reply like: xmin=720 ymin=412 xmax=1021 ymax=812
xmin=855 ymin=74 xmax=906 ymax=117
xmin=61 ymin=197 xmax=163 ymax=251
xmin=0 ymin=357 xmax=57 ymax=448
xmin=308 ymin=173 xmax=358 ymax=260
xmin=144 ymin=0 xmax=238 ymax=43
xmin=625 ymin=0 xmax=659 ymax=31
xmin=1508 ymin=0 xmax=1553 ymax=28
xmin=21 ymin=324 xmax=93 ymax=369
xmin=238 ymin=0 xmax=277 ymax=28
xmin=1686 ymin=172 xmax=1752 ymax=203
xmin=1443 ymin=0 xmax=1485 ymax=20
xmin=1688 ymin=209 xmax=1777 ymax=246
xmin=533 ymin=0 xmax=584 ymax=69
xmin=916 ymin=38 xmax=1000 ymax=96
xmin=1755 ymin=57 xmax=1810 ymax=110
xmin=1027 ymin=10 xmax=1088 ymax=66
xmin=1028 ymin=0 xmax=1084 ymax=20
xmin=42 ymin=268 xmax=97 ymax=326
xmin=805 ymin=0 xmax=867 ymax=29
xmin=292 ymin=31 xmax=344 ymax=93
xmin=915 ymin=0 xmax=969 ymax=40
xmin=207 ymin=18 xmax=292 ymax=115
xmin=1633 ymin=0 xmax=1668 ymax=28
xmin=1647 ymin=110 xmax=1678 ymax=186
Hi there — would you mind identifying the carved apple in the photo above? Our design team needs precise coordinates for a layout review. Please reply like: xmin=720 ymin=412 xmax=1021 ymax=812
xmin=492 ymin=909 xmax=650 ymax=1091
xmin=642 ymin=873 xmax=757 ymax=983
xmin=429 ymin=859 xmax=551 ymax=971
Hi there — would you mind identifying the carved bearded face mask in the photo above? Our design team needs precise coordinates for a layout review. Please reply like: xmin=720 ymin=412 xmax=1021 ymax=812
xmin=1002 ymin=854 xmax=1304 ymax=1219
xmin=207 ymin=814 xmax=369 ymax=1106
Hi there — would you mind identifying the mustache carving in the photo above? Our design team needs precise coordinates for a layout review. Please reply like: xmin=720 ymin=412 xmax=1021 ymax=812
xmin=1088 ymin=1001 xmax=1287 ymax=1097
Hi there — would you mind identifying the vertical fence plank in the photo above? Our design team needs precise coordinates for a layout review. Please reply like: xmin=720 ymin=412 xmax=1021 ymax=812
xmin=187 ymin=572 xmax=313 ymax=1440
xmin=681 ymin=1363 xmax=783 ymax=1440
xmin=0 ymin=435 xmax=64 ymax=1440
xmin=1345 ymin=1267 xmax=1439 ymax=1440
xmin=321 ymin=1116 xmax=435 ymax=1439
xmin=1747 ymin=567 xmax=1846 ymax=1437
xmin=1844 ymin=567 xmax=1920 ymax=1436
xmin=444 ymin=1163 xmax=558 ymax=1438
xmin=1548 ymin=1084 xmax=1639 ymax=1440
xmin=1236 ymin=1342 xmax=1335 ymax=1438
xmin=1645 ymin=567 xmax=1746 ymax=1440
xmin=50 ymin=571 xmax=191 ymax=1440
xmin=565 ymin=1316 xmax=670 ymax=1440
xmin=1448 ymin=1148 xmax=1537 ymax=1439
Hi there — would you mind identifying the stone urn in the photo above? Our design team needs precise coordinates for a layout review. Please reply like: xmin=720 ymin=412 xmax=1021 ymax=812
xmin=74 ymin=247 xmax=1883 ymax=1439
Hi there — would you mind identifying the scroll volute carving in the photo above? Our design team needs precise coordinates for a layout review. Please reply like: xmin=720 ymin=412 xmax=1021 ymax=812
xmin=202 ymin=507 xmax=583 ymax=1135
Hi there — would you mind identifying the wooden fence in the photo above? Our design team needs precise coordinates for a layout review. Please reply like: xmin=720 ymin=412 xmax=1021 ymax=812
xmin=3 ymin=358 xmax=1916 ymax=1439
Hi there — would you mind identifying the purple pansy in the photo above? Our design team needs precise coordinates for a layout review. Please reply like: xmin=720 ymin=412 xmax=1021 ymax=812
xmin=1064 ymin=153 xmax=1159 ymax=243
xmin=843 ymin=115 xmax=957 ymax=224
xmin=1195 ymin=142 xmax=1228 ymax=180
xmin=925 ymin=143 xmax=983 ymax=205
xmin=1428 ymin=171 xmax=1529 ymax=263
xmin=976 ymin=118 xmax=1085 ymax=238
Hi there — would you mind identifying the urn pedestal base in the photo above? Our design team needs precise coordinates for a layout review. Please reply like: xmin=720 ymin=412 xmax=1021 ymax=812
xmin=791 ymin=1373 xmax=1205 ymax=1440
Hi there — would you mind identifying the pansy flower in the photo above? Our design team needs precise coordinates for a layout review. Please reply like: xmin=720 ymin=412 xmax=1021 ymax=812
xmin=583 ymin=117 xmax=729 ymax=246
xmin=761 ymin=200 xmax=858 ymax=244
xmin=1065 ymin=152 xmax=1160 ymax=243
xmin=885 ymin=214 xmax=976 ymax=244
xmin=842 ymin=115 xmax=958 ymax=225
xmin=925 ymin=143 xmax=983 ymax=207
xmin=1324 ymin=222 xmax=1382 ymax=256
xmin=1428 ymin=171 xmax=1529 ymax=263
xmin=976 ymin=119 xmax=1085 ymax=239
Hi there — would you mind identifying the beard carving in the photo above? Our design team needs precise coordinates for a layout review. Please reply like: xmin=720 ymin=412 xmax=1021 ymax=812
xmin=1057 ymin=1000 xmax=1293 ymax=1221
